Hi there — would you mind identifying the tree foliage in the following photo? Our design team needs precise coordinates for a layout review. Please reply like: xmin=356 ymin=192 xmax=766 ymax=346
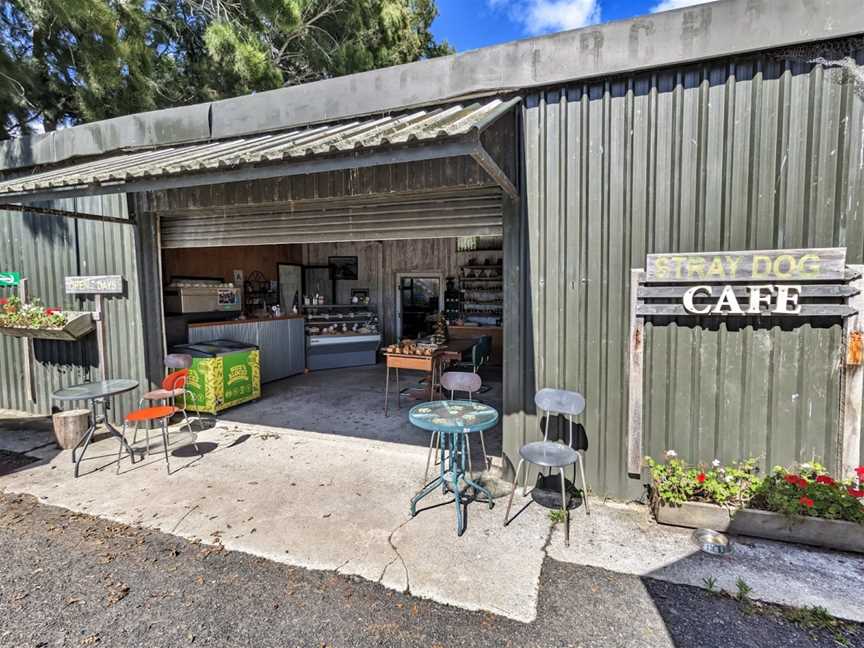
xmin=0 ymin=0 xmax=452 ymax=138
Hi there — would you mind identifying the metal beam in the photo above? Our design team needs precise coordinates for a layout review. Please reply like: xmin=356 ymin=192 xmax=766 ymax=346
xmin=0 ymin=202 xmax=134 ymax=226
xmin=471 ymin=144 xmax=519 ymax=201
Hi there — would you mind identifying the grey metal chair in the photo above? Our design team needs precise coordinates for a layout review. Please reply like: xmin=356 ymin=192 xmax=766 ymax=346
xmin=423 ymin=371 xmax=490 ymax=482
xmin=503 ymin=388 xmax=589 ymax=546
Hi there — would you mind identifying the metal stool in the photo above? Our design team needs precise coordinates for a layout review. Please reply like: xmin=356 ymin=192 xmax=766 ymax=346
xmin=424 ymin=372 xmax=490 ymax=482
xmin=503 ymin=388 xmax=589 ymax=546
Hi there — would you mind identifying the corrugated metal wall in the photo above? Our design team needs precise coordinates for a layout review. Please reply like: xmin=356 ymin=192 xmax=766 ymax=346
xmin=506 ymin=42 xmax=864 ymax=498
xmin=0 ymin=196 xmax=156 ymax=420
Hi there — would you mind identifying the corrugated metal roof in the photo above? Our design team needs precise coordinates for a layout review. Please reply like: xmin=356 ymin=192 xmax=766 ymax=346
xmin=0 ymin=97 xmax=519 ymax=200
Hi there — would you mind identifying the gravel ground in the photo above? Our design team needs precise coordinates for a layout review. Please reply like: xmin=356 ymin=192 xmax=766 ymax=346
xmin=1 ymin=452 xmax=861 ymax=648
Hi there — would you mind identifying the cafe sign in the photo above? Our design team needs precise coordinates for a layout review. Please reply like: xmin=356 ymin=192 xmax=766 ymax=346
xmin=626 ymin=247 xmax=861 ymax=478
xmin=637 ymin=248 xmax=852 ymax=318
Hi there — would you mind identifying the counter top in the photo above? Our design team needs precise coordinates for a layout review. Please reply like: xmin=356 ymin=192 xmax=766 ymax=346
xmin=189 ymin=315 xmax=303 ymax=328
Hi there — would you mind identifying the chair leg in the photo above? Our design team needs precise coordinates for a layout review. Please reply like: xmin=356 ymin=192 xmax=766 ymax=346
xmin=577 ymin=452 xmax=590 ymax=515
xmin=424 ymin=430 xmax=439 ymax=483
xmin=559 ymin=467 xmax=570 ymax=547
xmin=161 ymin=419 xmax=171 ymax=474
xmin=503 ymin=459 xmax=525 ymax=526
xmin=479 ymin=431 xmax=490 ymax=471
xmin=116 ymin=422 xmax=126 ymax=474
xmin=144 ymin=423 xmax=150 ymax=457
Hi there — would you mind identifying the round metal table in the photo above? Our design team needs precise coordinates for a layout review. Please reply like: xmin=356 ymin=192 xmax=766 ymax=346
xmin=53 ymin=379 xmax=139 ymax=477
xmin=408 ymin=400 xmax=499 ymax=536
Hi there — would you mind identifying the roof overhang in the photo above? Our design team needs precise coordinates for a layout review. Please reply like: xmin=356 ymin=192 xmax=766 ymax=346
xmin=0 ymin=97 xmax=520 ymax=208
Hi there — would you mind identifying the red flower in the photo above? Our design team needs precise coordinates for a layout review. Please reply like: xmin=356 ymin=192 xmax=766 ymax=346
xmin=0 ymin=298 xmax=6 ymax=306
xmin=856 ymin=466 xmax=864 ymax=478
xmin=696 ymin=472 xmax=706 ymax=484
xmin=815 ymin=475 xmax=835 ymax=486
xmin=848 ymin=487 xmax=864 ymax=498
xmin=44 ymin=307 xmax=60 ymax=315
xmin=799 ymin=496 xmax=814 ymax=508
xmin=784 ymin=474 xmax=798 ymax=485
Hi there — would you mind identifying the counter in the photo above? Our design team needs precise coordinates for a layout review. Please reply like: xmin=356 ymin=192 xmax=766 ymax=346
xmin=448 ymin=325 xmax=503 ymax=366
xmin=189 ymin=316 xmax=305 ymax=383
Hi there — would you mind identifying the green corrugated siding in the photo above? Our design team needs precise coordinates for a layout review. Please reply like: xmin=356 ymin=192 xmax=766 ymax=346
xmin=508 ymin=43 xmax=864 ymax=498
xmin=0 ymin=196 xmax=158 ymax=420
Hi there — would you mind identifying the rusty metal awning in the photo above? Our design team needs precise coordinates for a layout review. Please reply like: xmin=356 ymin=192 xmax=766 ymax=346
xmin=0 ymin=97 xmax=520 ymax=205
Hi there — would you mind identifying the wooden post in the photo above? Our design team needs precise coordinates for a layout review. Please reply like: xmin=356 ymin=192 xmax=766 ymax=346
xmin=18 ymin=278 xmax=34 ymax=404
xmin=841 ymin=265 xmax=864 ymax=478
xmin=94 ymin=294 xmax=108 ymax=380
xmin=627 ymin=269 xmax=645 ymax=477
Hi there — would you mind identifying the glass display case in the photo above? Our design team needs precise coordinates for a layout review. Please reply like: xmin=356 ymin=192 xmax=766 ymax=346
xmin=303 ymin=304 xmax=381 ymax=370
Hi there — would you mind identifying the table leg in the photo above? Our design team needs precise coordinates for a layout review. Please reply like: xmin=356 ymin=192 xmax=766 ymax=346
xmin=453 ymin=431 xmax=464 ymax=536
xmin=73 ymin=399 xmax=99 ymax=478
xmin=384 ymin=364 xmax=390 ymax=416
xmin=395 ymin=367 xmax=400 ymax=410
xmin=105 ymin=419 xmax=137 ymax=463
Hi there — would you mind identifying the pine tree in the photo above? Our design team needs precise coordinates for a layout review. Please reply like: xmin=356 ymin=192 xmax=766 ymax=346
xmin=0 ymin=0 xmax=453 ymax=138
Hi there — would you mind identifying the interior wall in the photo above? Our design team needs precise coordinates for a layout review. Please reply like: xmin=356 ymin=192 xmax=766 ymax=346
xmin=304 ymin=238 xmax=460 ymax=343
xmin=162 ymin=244 xmax=302 ymax=284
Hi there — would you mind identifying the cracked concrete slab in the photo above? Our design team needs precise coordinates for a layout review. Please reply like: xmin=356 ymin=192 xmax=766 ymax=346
xmin=0 ymin=419 xmax=549 ymax=623
xmin=543 ymin=499 xmax=864 ymax=623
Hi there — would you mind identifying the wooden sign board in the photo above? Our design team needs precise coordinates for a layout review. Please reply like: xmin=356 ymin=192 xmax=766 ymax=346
xmin=645 ymin=248 xmax=846 ymax=284
xmin=64 ymin=275 xmax=124 ymax=295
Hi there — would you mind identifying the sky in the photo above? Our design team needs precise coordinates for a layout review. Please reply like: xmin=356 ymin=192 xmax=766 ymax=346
xmin=431 ymin=0 xmax=715 ymax=52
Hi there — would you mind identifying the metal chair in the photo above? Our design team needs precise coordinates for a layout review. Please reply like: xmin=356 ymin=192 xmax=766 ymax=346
xmin=423 ymin=371 xmax=490 ymax=482
xmin=454 ymin=336 xmax=492 ymax=374
xmin=503 ymin=388 xmax=589 ymax=546
xmin=136 ymin=354 xmax=197 ymax=454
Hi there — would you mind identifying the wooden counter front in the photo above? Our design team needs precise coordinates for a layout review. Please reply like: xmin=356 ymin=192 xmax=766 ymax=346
xmin=448 ymin=326 xmax=503 ymax=366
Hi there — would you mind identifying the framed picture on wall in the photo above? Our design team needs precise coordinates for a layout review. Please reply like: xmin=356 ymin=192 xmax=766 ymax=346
xmin=329 ymin=256 xmax=358 ymax=280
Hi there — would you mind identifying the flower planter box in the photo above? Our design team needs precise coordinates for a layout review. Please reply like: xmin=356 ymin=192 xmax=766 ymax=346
xmin=654 ymin=500 xmax=864 ymax=554
xmin=0 ymin=311 xmax=95 ymax=341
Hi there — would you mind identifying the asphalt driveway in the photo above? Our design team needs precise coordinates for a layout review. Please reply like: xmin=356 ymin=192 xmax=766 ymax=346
xmin=0 ymin=484 xmax=859 ymax=648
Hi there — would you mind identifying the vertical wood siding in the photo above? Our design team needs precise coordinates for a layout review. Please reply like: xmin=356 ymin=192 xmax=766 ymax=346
xmin=510 ymin=44 xmax=864 ymax=498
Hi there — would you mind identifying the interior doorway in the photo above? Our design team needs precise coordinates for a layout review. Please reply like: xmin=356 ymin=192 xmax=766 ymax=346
xmin=396 ymin=273 xmax=443 ymax=340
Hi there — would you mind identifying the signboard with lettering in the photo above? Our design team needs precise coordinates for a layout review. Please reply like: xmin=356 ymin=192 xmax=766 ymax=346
xmin=0 ymin=272 xmax=20 ymax=287
xmin=636 ymin=248 xmax=854 ymax=318
xmin=64 ymin=275 xmax=124 ymax=295
xmin=645 ymin=248 xmax=846 ymax=284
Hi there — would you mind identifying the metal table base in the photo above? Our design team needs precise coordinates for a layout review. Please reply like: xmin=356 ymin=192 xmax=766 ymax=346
xmin=410 ymin=428 xmax=494 ymax=536
xmin=71 ymin=397 xmax=137 ymax=478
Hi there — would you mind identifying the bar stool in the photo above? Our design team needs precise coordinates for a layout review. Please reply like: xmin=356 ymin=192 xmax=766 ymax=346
xmin=503 ymin=388 xmax=589 ymax=546
xmin=424 ymin=371 xmax=490 ymax=482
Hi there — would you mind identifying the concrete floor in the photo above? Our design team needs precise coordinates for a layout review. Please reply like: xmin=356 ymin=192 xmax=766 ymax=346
xmin=223 ymin=363 xmax=504 ymax=459
xmin=1 ymin=364 xmax=863 ymax=625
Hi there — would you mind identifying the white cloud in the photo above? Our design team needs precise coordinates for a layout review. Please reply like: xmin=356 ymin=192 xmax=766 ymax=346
xmin=490 ymin=1 xmax=602 ymax=35
xmin=652 ymin=0 xmax=715 ymax=12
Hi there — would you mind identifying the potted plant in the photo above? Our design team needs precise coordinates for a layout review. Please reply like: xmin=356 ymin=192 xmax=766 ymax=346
xmin=0 ymin=296 xmax=94 ymax=341
xmin=646 ymin=452 xmax=864 ymax=554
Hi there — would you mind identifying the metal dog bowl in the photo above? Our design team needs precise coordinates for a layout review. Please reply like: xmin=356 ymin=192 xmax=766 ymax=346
xmin=692 ymin=528 xmax=733 ymax=556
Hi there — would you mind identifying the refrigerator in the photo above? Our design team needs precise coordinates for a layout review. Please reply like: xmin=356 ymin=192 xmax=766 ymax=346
xmin=170 ymin=339 xmax=261 ymax=413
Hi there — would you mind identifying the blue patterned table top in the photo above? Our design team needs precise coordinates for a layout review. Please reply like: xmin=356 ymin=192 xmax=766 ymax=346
xmin=408 ymin=400 xmax=499 ymax=434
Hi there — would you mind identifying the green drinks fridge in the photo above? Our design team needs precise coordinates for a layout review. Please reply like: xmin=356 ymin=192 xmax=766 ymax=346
xmin=171 ymin=340 xmax=261 ymax=413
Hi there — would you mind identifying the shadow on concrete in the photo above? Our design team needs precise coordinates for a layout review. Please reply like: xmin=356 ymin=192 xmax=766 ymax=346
xmin=218 ymin=363 xmax=504 ymax=463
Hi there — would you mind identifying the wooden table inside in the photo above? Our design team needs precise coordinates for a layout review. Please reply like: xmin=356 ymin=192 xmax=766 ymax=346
xmin=383 ymin=350 xmax=445 ymax=415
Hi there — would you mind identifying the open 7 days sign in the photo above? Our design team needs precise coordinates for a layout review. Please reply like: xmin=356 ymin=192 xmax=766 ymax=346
xmin=0 ymin=272 xmax=20 ymax=287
